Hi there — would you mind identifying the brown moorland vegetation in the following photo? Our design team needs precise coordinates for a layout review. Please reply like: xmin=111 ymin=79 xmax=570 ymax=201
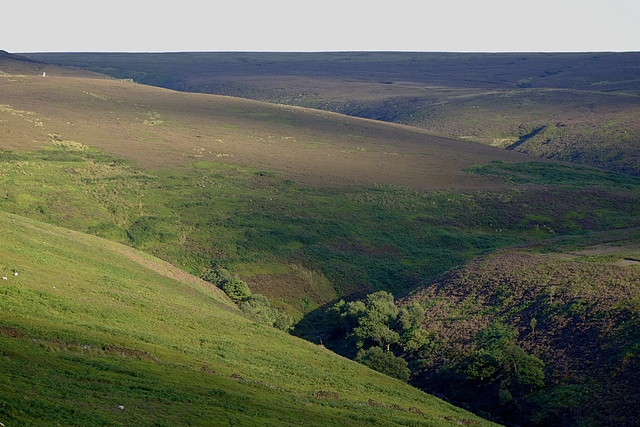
xmin=402 ymin=231 xmax=640 ymax=426
xmin=0 ymin=72 xmax=533 ymax=191
xmin=28 ymin=51 xmax=640 ymax=175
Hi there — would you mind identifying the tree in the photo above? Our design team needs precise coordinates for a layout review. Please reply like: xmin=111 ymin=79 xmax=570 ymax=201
xmin=239 ymin=294 xmax=292 ymax=331
xmin=401 ymin=328 xmax=435 ymax=354
xmin=352 ymin=291 xmax=400 ymax=350
xmin=355 ymin=346 xmax=411 ymax=382
xmin=465 ymin=348 xmax=500 ymax=381
xmin=501 ymin=344 xmax=545 ymax=388
xmin=200 ymin=266 xmax=251 ymax=302
xmin=325 ymin=299 xmax=365 ymax=336
xmin=398 ymin=301 xmax=425 ymax=332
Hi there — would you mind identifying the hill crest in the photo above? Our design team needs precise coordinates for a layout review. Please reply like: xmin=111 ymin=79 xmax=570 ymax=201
xmin=0 ymin=71 xmax=533 ymax=190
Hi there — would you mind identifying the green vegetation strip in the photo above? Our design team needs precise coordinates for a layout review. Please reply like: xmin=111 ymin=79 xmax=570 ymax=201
xmin=468 ymin=161 xmax=640 ymax=187
xmin=1 ymin=148 xmax=639 ymax=320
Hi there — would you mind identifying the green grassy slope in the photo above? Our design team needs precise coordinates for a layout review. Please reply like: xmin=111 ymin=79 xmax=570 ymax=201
xmin=28 ymin=51 xmax=640 ymax=175
xmin=2 ymin=144 xmax=639 ymax=323
xmin=0 ymin=211 xmax=493 ymax=426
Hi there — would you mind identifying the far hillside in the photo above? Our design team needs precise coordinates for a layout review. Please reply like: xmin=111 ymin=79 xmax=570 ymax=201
xmin=0 ymin=50 xmax=103 ymax=78
xmin=28 ymin=51 xmax=640 ymax=175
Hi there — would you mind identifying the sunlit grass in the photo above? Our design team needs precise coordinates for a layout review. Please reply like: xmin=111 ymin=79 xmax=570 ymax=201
xmin=0 ymin=211 xmax=493 ymax=426
xmin=2 ymin=147 xmax=640 ymax=320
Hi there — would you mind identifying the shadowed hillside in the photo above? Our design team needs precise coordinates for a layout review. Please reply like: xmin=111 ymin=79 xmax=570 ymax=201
xmin=402 ymin=230 xmax=640 ymax=426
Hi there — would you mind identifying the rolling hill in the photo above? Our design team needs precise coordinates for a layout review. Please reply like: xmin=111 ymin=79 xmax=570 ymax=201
xmin=2 ymin=53 xmax=640 ymax=425
xmin=0 ymin=67 xmax=531 ymax=190
xmin=27 ymin=51 xmax=640 ymax=176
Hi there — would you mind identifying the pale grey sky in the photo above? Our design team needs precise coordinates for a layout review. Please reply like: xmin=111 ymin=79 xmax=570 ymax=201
xmin=2 ymin=0 xmax=639 ymax=53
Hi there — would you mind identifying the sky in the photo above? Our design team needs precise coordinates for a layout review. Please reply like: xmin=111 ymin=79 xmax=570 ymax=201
xmin=1 ymin=0 xmax=639 ymax=53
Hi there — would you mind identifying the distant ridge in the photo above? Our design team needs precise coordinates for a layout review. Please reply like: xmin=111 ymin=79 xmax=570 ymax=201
xmin=0 ymin=50 xmax=105 ymax=77
xmin=0 ymin=49 xmax=43 ymax=63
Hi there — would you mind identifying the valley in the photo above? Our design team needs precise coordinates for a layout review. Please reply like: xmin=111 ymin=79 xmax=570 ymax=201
xmin=1 ymin=50 xmax=639 ymax=425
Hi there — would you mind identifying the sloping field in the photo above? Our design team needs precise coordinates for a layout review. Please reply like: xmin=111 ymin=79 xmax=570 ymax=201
xmin=31 ymin=51 xmax=640 ymax=176
xmin=0 ymin=72 xmax=532 ymax=190
xmin=0 ymin=210 xmax=494 ymax=426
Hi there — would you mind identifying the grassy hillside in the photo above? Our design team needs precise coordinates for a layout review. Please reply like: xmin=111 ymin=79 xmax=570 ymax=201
xmin=26 ymin=51 xmax=640 ymax=176
xmin=0 ymin=211 xmax=494 ymax=426
xmin=1 ymin=137 xmax=639 ymax=322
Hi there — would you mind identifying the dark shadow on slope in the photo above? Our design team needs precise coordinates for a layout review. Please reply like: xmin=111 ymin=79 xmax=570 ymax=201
xmin=506 ymin=125 xmax=547 ymax=150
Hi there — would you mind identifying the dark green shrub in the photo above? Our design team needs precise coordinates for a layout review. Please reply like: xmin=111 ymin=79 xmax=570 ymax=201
xmin=239 ymin=295 xmax=292 ymax=331
xmin=355 ymin=346 xmax=410 ymax=382
xmin=222 ymin=278 xmax=252 ymax=302
xmin=200 ymin=266 xmax=234 ymax=286
xmin=200 ymin=266 xmax=251 ymax=302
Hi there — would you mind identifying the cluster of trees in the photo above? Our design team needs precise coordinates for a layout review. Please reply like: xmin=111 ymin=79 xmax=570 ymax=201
xmin=318 ymin=290 xmax=545 ymax=422
xmin=324 ymin=291 xmax=432 ymax=381
xmin=427 ymin=322 xmax=546 ymax=423
xmin=203 ymin=274 xmax=547 ymax=422
xmin=462 ymin=323 xmax=545 ymax=390
xmin=201 ymin=266 xmax=292 ymax=331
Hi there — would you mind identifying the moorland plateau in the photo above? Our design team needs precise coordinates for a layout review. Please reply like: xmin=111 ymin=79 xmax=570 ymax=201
xmin=1 ymin=50 xmax=639 ymax=425
xmin=30 ymin=51 xmax=640 ymax=176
